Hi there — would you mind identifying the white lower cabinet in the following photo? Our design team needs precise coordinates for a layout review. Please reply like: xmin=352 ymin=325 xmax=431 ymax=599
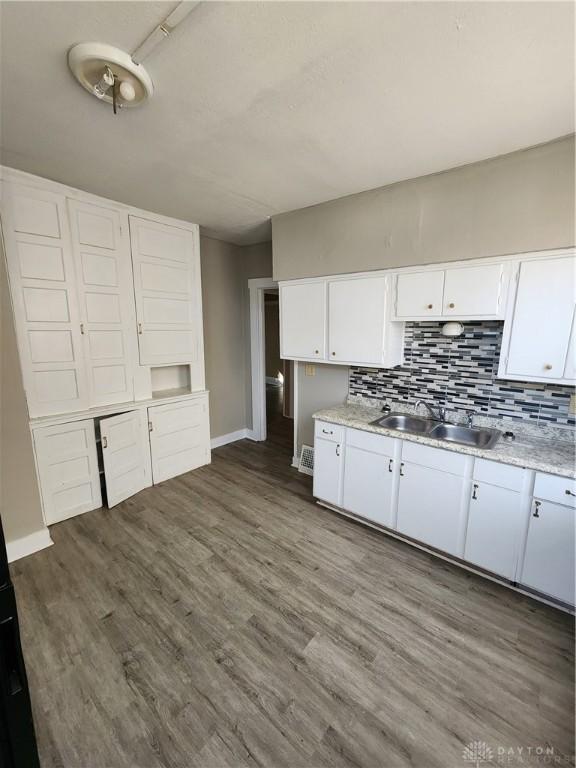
xmin=520 ymin=499 xmax=575 ymax=605
xmin=100 ymin=411 xmax=151 ymax=507
xmin=313 ymin=437 xmax=344 ymax=507
xmin=33 ymin=419 xmax=102 ymax=525
xmin=464 ymin=482 xmax=522 ymax=579
xmin=343 ymin=447 xmax=395 ymax=526
xmin=148 ymin=395 xmax=211 ymax=484
xmin=396 ymin=462 xmax=465 ymax=556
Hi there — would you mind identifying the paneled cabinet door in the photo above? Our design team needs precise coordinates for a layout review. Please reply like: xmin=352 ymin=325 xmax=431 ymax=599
xmin=520 ymin=499 xmax=575 ymax=605
xmin=328 ymin=277 xmax=386 ymax=365
xmin=342 ymin=446 xmax=395 ymax=527
xmin=130 ymin=216 xmax=201 ymax=366
xmin=464 ymin=482 xmax=522 ymax=579
xmin=100 ymin=411 xmax=151 ymax=507
xmin=149 ymin=397 xmax=210 ymax=484
xmin=504 ymin=256 xmax=576 ymax=382
xmin=313 ymin=437 xmax=343 ymax=507
xmin=68 ymin=200 xmax=138 ymax=407
xmin=280 ymin=282 xmax=326 ymax=360
xmin=33 ymin=419 xmax=101 ymax=525
xmin=1 ymin=183 xmax=88 ymax=416
xmin=396 ymin=462 xmax=464 ymax=556
xmin=395 ymin=271 xmax=444 ymax=318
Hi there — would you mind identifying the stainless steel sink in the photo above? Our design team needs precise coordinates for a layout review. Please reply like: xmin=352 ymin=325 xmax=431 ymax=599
xmin=370 ymin=411 xmax=501 ymax=449
xmin=429 ymin=422 xmax=501 ymax=449
xmin=371 ymin=413 xmax=437 ymax=434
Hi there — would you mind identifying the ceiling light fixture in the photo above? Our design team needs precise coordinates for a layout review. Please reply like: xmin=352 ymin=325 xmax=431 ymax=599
xmin=67 ymin=1 xmax=200 ymax=115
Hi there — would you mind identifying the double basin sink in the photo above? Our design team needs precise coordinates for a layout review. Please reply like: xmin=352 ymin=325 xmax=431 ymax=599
xmin=370 ymin=412 xmax=501 ymax=449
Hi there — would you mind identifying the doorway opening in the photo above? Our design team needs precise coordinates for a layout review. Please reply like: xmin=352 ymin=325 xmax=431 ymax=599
xmin=248 ymin=278 xmax=294 ymax=456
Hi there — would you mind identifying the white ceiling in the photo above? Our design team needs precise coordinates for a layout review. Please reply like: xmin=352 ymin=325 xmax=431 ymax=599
xmin=1 ymin=1 xmax=574 ymax=244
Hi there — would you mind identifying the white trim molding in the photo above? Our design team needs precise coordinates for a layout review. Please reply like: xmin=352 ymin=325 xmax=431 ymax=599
xmin=248 ymin=277 xmax=278 ymax=441
xmin=210 ymin=428 xmax=249 ymax=449
xmin=6 ymin=527 xmax=53 ymax=563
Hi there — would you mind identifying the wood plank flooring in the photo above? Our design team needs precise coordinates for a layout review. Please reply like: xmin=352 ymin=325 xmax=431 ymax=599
xmin=11 ymin=416 xmax=575 ymax=768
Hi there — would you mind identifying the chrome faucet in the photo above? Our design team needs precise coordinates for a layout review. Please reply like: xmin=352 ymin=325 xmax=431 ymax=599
xmin=415 ymin=399 xmax=446 ymax=422
xmin=466 ymin=412 xmax=476 ymax=428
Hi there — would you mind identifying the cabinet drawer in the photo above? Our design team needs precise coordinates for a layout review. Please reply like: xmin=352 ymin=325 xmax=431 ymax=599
xmin=401 ymin=441 xmax=467 ymax=475
xmin=533 ymin=473 xmax=576 ymax=508
xmin=473 ymin=458 xmax=525 ymax=492
xmin=346 ymin=428 xmax=396 ymax=456
xmin=314 ymin=420 xmax=344 ymax=444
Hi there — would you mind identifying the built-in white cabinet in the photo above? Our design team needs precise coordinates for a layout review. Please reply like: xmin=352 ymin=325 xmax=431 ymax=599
xmin=100 ymin=410 xmax=151 ymax=507
xmin=280 ymin=275 xmax=403 ymax=367
xmin=312 ymin=421 xmax=344 ymax=506
xmin=130 ymin=216 xmax=202 ymax=370
xmin=33 ymin=419 xmax=102 ymax=525
xmin=68 ymin=200 xmax=138 ymax=407
xmin=279 ymin=281 xmax=326 ymax=361
xmin=499 ymin=255 xmax=576 ymax=384
xmin=1 ymin=183 xmax=90 ymax=416
xmin=148 ymin=394 xmax=210 ymax=484
xmin=342 ymin=430 xmax=397 ymax=527
xmin=394 ymin=262 xmax=507 ymax=320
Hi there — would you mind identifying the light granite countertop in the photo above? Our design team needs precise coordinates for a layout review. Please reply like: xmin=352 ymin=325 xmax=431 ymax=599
xmin=313 ymin=403 xmax=576 ymax=479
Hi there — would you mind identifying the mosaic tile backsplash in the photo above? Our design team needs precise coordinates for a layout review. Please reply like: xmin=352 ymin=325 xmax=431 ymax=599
xmin=349 ymin=321 xmax=576 ymax=429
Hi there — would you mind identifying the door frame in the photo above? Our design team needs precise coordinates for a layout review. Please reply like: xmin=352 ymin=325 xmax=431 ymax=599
xmin=248 ymin=277 xmax=278 ymax=441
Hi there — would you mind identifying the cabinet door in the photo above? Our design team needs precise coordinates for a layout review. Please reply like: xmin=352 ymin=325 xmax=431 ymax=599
xmin=521 ymin=500 xmax=575 ymax=605
xmin=506 ymin=256 xmax=576 ymax=381
xmin=1 ymin=183 xmax=88 ymax=416
xmin=68 ymin=200 xmax=138 ymax=407
xmin=328 ymin=277 xmax=386 ymax=364
xmin=130 ymin=216 xmax=200 ymax=366
xmin=342 ymin=446 xmax=395 ymax=527
xmin=397 ymin=463 xmax=464 ymax=556
xmin=33 ymin=419 xmax=101 ymax=525
xmin=313 ymin=437 xmax=343 ymax=507
xmin=395 ymin=271 xmax=444 ymax=318
xmin=100 ymin=411 xmax=151 ymax=507
xmin=149 ymin=397 xmax=210 ymax=484
xmin=464 ymin=483 xmax=522 ymax=579
xmin=443 ymin=264 xmax=504 ymax=318
xmin=280 ymin=282 xmax=326 ymax=360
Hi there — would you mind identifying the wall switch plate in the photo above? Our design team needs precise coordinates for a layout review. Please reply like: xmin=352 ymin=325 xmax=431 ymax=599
xmin=569 ymin=393 xmax=576 ymax=416
xmin=305 ymin=364 xmax=316 ymax=377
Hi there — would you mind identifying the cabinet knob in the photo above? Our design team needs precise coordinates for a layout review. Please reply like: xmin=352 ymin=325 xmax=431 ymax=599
xmin=544 ymin=364 xmax=552 ymax=370
xmin=331 ymin=352 xmax=336 ymax=357
xmin=388 ymin=458 xmax=393 ymax=473
xmin=399 ymin=462 xmax=405 ymax=477
xmin=138 ymin=323 xmax=143 ymax=335
xmin=533 ymin=500 xmax=541 ymax=518
xmin=472 ymin=483 xmax=478 ymax=500
xmin=102 ymin=436 xmax=108 ymax=449
xmin=427 ymin=304 xmax=433 ymax=309
xmin=315 ymin=349 xmax=319 ymax=354
xmin=565 ymin=489 xmax=576 ymax=497
xmin=448 ymin=303 xmax=455 ymax=309
xmin=336 ymin=444 xmax=341 ymax=457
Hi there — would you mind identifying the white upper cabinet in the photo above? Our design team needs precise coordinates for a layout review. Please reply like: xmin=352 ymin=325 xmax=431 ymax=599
xmin=394 ymin=262 xmax=507 ymax=320
xmin=1 ymin=183 xmax=89 ymax=417
xmin=280 ymin=281 xmax=326 ymax=361
xmin=327 ymin=276 xmax=403 ymax=367
xmin=100 ymin=410 xmax=151 ymax=507
xmin=68 ymin=200 xmax=138 ymax=407
xmin=499 ymin=255 xmax=576 ymax=383
xmin=443 ymin=263 xmax=504 ymax=317
xmin=395 ymin=270 xmax=445 ymax=319
xmin=130 ymin=216 xmax=202 ymax=367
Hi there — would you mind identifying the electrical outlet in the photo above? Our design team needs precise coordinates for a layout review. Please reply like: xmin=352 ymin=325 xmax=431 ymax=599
xmin=569 ymin=393 xmax=576 ymax=416
xmin=305 ymin=364 xmax=316 ymax=377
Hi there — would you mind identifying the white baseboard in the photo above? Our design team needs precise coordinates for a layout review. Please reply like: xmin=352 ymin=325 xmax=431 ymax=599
xmin=210 ymin=428 xmax=249 ymax=449
xmin=292 ymin=455 xmax=300 ymax=468
xmin=6 ymin=528 xmax=53 ymax=563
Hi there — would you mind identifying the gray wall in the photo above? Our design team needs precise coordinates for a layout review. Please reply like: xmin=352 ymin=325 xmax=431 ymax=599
xmin=296 ymin=363 xmax=349 ymax=458
xmin=0 ymin=247 xmax=45 ymax=543
xmin=201 ymin=237 xmax=273 ymax=439
xmin=272 ymin=136 xmax=575 ymax=281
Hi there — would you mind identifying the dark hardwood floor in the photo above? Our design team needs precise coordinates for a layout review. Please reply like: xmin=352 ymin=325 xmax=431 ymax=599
xmin=10 ymin=407 xmax=574 ymax=768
